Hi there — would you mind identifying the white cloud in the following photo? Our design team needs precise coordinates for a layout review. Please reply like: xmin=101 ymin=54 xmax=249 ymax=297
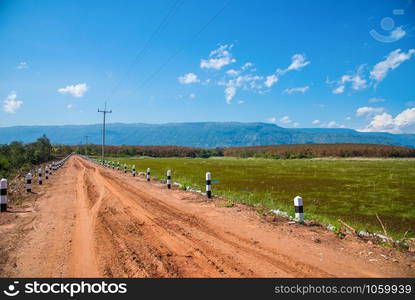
xmin=58 ymin=83 xmax=88 ymax=98
xmin=226 ymin=69 xmax=240 ymax=76
xmin=267 ymin=117 xmax=277 ymax=123
xmin=391 ymin=27 xmax=406 ymax=40
xmin=321 ymin=120 xmax=345 ymax=128
xmin=286 ymin=54 xmax=310 ymax=72
xmin=331 ymin=65 xmax=367 ymax=94
xmin=263 ymin=54 xmax=310 ymax=89
xmin=237 ymin=100 xmax=244 ymax=104
xmin=223 ymin=75 xmax=264 ymax=103
xmin=241 ymin=62 xmax=253 ymax=70
xmin=356 ymin=106 xmax=385 ymax=117
xmin=312 ymin=119 xmax=321 ymax=125
xmin=279 ymin=116 xmax=292 ymax=124
xmin=332 ymin=85 xmax=345 ymax=94
xmin=406 ymin=101 xmax=415 ymax=107
xmin=282 ymin=86 xmax=309 ymax=94
xmin=369 ymin=97 xmax=386 ymax=103
xmin=178 ymin=73 xmax=200 ymax=84
xmin=17 ymin=62 xmax=28 ymax=69
xmin=67 ymin=104 xmax=73 ymax=109
xmin=359 ymin=108 xmax=415 ymax=133
xmin=345 ymin=116 xmax=351 ymax=120
xmin=3 ymin=90 xmax=23 ymax=114
xmin=201 ymin=48 xmax=309 ymax=103
xmin=200 ymin=44 xmax=236 ymax=70
xmin=225 ymin=86 xmax=236 ymax=104
xmin=264 ymin=75 xmax=278 ymax=88
xmin=189 ymin=93 xmax=196 ymax=99
xmin=293 ymin=122 xmax=300 ymax=127
xmin=370 ymin=48 xmax=415 ymax=84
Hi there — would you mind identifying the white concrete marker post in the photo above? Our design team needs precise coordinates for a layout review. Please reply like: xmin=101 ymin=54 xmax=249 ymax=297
xmin=117 ymin=162 xmax=120 ymax=171
xmin=147 ymin=168 xmax=151 ymax=182
xmin=45 ymin=166 xmax=49 ymax=180
xmin=38 ymin=168 xmax=42 ymax=185
xmin=49 ymin=164 xmax=52 ymax=175
xmin=167 ymin=170 xmax=171 ymax=189
xmin=26 ymin=173 xmax=32 ymax=192
xmin=294 ymin=196 xmax=304 ymax=223
xmin=124 ymin=164 xmax=127 ymax=173
xmin=0 ymin=178 xmax=7 ymax=212
xmin=132 ymin=165 xmax=136 ymax=177
xmin=206 ymin=172 xmax=212 ymax=198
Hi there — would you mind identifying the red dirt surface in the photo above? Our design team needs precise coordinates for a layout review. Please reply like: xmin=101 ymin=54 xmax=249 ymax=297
xmin=0 ymin=155 xmax=414 ymax=277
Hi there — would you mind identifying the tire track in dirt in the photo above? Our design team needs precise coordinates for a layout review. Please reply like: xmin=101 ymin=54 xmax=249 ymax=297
xmin=76 ymin=157 xmax=331 ymax=277
xmin=4 ymin=155 xmax=414 ymax=278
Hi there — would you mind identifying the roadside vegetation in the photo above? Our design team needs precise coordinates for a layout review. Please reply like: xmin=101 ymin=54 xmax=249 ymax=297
xmin=0 ymin=135 xmax=71 ymax=179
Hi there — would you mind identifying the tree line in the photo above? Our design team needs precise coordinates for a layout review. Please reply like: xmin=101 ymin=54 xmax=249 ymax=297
xmin=2 ymin=138 xmax=414 ymax=179
xmin=0 ymin=135 xmax=72 ymax=179
xmin=74 ymin=144 xmax=224 ymax=158
xmin=223 ymin=143 xmax=415 ymax=159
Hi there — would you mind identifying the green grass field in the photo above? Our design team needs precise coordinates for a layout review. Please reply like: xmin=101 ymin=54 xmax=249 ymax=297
xmin=103 ymin=156 xmax=415 ymax=239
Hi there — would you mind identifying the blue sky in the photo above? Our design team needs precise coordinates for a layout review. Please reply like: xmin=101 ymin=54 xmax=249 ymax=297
xmin=1 ymin=0 xmax=415 ymax=133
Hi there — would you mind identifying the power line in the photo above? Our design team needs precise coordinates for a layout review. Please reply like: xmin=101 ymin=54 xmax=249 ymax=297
xmin=137 ymin=0 xmax=231 ymax=89
xmin=98 ymin=103 xmax=112 ymax=163
xmin=107 ymin=0 xmax=184 ymax=102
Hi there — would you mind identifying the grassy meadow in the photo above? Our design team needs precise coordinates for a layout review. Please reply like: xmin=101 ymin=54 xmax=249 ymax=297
xmin=103 ymin=156 xmax=415 ymax=239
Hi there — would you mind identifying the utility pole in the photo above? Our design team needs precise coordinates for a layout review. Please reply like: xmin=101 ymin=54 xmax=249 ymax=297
xmin=84 ymin=135 xmax=90 ymax=156
xmin=98 ymin=102 xmax=112 ymax=164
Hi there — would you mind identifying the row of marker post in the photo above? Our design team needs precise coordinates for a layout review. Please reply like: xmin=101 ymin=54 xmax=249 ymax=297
xmin=82 ymin=156 xmax=305 ymax=223
xmin=1 ymin=154 xmax=72 ymax=212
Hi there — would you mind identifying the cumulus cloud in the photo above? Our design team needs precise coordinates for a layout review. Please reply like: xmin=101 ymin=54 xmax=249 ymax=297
xmin=241 ymin=62 xmax=253 ymax=70
xmin=279 ymin=116 xmax=292 ymax=124
xmin=264 ymin=75 xmax=278 ymax=88
xmin=200 ymin=44 xmax=236 ymax=70
xmin=178 ymin=73 xmax=200 ymax=84
xmin=263 ymin=54 xmax=310 ymax=89
xmin=330 ymin=65 xmax=367 ymax=94
xmin=286 ymin=54 xmax=310 ymax=72
xmin=360 ymin=108 xmax=415 ymax=133
xmin=58 ymin=83 xmax=88 ymax=98
xmin=356 ymin=106 xmax=385 ymax=117
xmin=223 ymin=75 xmax=264 ymax=103
xmin=225 ymin=86 xmax=236 ymax=104
xmin=370 ymin=49 xmax=415 ymax=85
xmin=282 ymin=86 xmax=309 ymax=94
xmin=199 ymin=45 xmax=310 ymax=103
xmin=17 ymin=62 xmax=29 ymax=69
xmin=312 ymin=119 xmax=321 ymax=125
xmin=189 ymin=93 xmax=196 ymax=99
xmin=329 ymin=48 xmax=414 ymax=94
xmin=226 ymin=69 xmax=240 ymax=76
xmin=67 ymin=104 xmax=73 ymax=109
xmin=267 ymin=117 xmax=277 ymax=123
xmin=226 ymin=62 xmax=253 ymax=77
xmin=237 ymin=100 xmax=244 ymax=104
xmin=3 ymin=90 xmax=23 ymax=114
xmin=321 ymin=120 xmax=345 ymax=128
xmin=332 ymin=85 xmax=345 ymax=94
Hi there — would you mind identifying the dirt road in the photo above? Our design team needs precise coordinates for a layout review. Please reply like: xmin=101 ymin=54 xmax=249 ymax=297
xmin=1 ymin=155 xmax=414 ymax=277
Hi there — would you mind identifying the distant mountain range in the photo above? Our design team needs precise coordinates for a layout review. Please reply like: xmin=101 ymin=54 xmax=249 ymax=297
xmin=1 ymin=122 xmax=415 ymax=148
